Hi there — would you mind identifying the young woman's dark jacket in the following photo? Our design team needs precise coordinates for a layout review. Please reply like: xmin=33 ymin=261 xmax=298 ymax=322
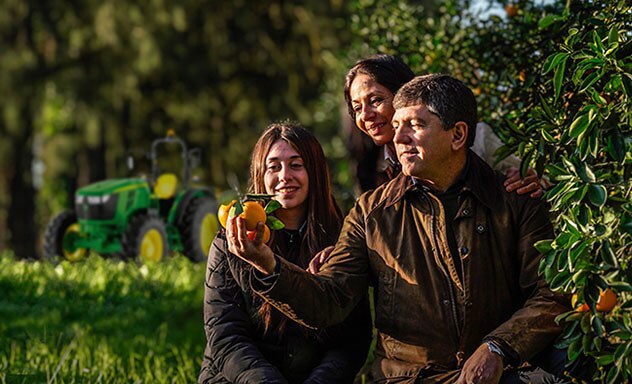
xmin=198 ymin=228 xmax=372 ymax=384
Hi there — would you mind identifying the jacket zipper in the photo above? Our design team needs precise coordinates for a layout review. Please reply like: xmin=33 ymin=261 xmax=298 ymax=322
xmin=422 ymin=191 xmax=462 ymax=341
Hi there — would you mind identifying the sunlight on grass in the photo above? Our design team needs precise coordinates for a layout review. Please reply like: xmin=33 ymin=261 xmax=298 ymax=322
xmin=0 ymin=253 xmax=206 ymax=383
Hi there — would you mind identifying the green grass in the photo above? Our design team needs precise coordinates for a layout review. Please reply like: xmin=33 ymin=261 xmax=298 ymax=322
xmin=0 ymin=251 xmax=378 ymax=383
xmin=0 ymin=252 xmax=206 ymax=383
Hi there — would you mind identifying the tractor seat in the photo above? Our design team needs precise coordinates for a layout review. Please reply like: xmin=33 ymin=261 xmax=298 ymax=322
xmin=154 ymin=173 xmax=178 ymax=199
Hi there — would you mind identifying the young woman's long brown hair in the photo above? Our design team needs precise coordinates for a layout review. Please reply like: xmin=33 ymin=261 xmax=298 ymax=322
xmin=249 ymin=121 xmax=342 ymax=264
xmin=248 ymin=121 xmax=342 ymax=335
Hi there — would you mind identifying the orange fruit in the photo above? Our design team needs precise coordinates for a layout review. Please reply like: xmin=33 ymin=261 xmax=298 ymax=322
xmin=572 ymin=288 xmax=618 ymax=313
xmin=505 ymin=4 xmax=518 ymax=18
xmin=596 ymin=288 xmax=617 ymax=312
xmin=218 ymin=200 xmax=237 ymax=228
xmin=247 ymin=224 xmax=271 ymax=244
xmin=240 ymin=201 xmax=267 ymax=231
xmin=571 ymin=293 xmax=589 ymax=312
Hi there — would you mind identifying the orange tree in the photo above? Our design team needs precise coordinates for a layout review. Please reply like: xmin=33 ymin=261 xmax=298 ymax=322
xmin=508 ymin=3 xmax=631 ymax=383
xmin=347 ymin=0 xmax=631 ymax=381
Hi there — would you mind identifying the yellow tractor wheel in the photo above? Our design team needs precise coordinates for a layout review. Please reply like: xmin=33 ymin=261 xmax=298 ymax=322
xmin=43 ymin=211 xmax=87 ymax=262
xmin=63 ymin=223 xmax=87 ymax=262
xmin=123 ymin=214 xmax=168 ymax=263
xmin=179 ymin=196 xmax=218 ymax=262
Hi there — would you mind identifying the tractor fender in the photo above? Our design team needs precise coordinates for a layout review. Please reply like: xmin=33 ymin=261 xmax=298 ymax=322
xmin=171 ymin=188 xmax=215 ymax=227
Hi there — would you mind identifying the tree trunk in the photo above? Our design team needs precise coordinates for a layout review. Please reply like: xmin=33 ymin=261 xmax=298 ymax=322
xmin=7 ymin=102 xmax=38 ymax=259
xmin=88 ymin=120 xmax=107 ymax=182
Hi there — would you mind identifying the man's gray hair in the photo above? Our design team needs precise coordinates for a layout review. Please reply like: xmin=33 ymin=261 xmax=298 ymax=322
xmin=393 ymin=74 xmax=478 ymax=147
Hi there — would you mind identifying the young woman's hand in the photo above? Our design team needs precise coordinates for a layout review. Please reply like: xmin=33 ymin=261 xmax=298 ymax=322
xmin=307 ymin=246 xmax=334 ymax=274
xmin=226 ymin=216 xmax=277 ymax=275
xmin=503 ymin=167 xmax=543 ymax=198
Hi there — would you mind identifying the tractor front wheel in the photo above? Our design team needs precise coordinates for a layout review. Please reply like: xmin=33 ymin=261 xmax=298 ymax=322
xmin=179 ymin=196 xmax=218 ymax=262
xmin=43 ymin=211 xmax=87 ymax=262
xmin=123 ymin=213 xmax=168 ymax=263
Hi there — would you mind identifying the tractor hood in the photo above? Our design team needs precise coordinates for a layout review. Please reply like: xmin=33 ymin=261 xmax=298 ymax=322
xmin=77 ymin=178 xmax=149 ymax=196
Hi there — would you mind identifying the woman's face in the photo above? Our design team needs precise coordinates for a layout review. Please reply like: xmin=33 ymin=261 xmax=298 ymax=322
xmin=349 ymin=73 xmax=396 ymax=146
xmin=264 ymin=140 xmax=309 ymax=215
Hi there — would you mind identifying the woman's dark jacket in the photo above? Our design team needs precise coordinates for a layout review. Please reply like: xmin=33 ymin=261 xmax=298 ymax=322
xmin=199 ymin=229 xmax=372 ymax=384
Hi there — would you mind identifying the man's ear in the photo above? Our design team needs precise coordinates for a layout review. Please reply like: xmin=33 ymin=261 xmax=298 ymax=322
xmin=452 ymin=121 xmax=468 ymax=151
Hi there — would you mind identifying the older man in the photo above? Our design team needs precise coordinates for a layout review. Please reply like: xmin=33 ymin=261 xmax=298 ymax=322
xmin=227 ymin=74 xmax=573 ymax=383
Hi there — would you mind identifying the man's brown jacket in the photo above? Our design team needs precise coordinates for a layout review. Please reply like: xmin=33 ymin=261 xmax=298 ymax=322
xmin=255 ymin=152 xmax=569 ymax=383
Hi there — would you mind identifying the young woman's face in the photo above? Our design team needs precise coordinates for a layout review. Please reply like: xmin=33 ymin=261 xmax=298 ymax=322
xmin=349 ymin=73 xmax=396 ymax=146
xmin=264 ymin=140 xmax=309 ymax=214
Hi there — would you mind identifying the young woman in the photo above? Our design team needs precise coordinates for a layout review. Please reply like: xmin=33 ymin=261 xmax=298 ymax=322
xmin=343 ymin=54 xmax=543 ymax=196
xmin=199 ymin=122 xmax=371 ymax=384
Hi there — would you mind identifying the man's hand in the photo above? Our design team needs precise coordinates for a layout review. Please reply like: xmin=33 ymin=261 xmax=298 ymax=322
xmin=504 ymin=166 xmax=543 ymax=198
xmin=307 ymin=246 xmax=334 ymax=274
xmin=226 ymin=216 xmax=276 ymax=275
xmin=455 ymin=344 xmax=503 ymax=384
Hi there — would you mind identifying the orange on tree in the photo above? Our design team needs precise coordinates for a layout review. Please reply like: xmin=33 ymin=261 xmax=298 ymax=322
xmin=596 ymin=288 xmax=617 ymax=312
xmin=572 ymin=288 xmax=618 ymax=313
xmin=505 ymin=4 xmax=518 ymax=18
xmin=247 ymin=224 xmax=271 ymax=244
xmin=571 ymin=293 xmax=589 ymax=312
xmin=240 ymin=201 xmax=267 ymax=231
xmin=218 ymin=200 xmax=237 ymax=228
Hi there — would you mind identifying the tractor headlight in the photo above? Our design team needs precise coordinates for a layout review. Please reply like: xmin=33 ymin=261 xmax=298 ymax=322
xmin=85 ymin=195 xmax=111 ymax=204
xmin=75 ymin=195 xmax=85 ymax=205
xmin=76 ymin=194 xmax=118 ymax=220
xmin=82 ymin=195 xmax=112 ymax=205
xmin=87 ymin=196 xmax=101 ymax=204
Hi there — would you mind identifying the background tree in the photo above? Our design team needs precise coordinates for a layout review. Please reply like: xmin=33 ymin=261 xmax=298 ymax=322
xmin=0 ymin=0 xmax=352 ymax=259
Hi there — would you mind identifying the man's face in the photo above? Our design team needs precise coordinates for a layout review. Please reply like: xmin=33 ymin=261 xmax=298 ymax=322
xmin=392 ymin=104 xmax=455 ymax=181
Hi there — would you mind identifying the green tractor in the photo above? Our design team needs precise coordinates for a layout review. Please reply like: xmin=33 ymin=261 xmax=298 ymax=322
xmin=43 ymin=131 xmax=219 ymax=263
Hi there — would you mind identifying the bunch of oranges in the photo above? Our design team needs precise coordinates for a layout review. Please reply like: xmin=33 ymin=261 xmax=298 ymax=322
xmin=571 ymin=288 xmax=618 ymax=313
xmin=218 ymin=199 xmax=279 ymax=243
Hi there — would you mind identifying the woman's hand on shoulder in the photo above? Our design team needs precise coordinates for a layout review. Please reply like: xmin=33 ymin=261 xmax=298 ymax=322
xmin=307 ymin=246 xmax=334 ymax=274
xmin=503 ymin=166 xmax=544 ymax=199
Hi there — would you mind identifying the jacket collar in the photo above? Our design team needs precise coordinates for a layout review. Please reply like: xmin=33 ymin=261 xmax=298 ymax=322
xmin=461 ymin=150 xmax=502 ymax=211
xmin=382 ymin=150 xmax=502 ymax=211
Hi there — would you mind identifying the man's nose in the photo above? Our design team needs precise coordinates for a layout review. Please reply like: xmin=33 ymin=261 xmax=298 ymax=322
xmin=393 ymin=125 xmax=407 ymax=144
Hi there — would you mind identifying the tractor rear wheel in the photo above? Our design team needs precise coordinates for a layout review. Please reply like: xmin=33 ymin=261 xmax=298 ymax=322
xmin=43 ymin=211 xmax=87 ymax=262
xmin=179 ymin=196 xmax=218 ymax=262
xmin=123 ymin=213 xmax=168 ymax=263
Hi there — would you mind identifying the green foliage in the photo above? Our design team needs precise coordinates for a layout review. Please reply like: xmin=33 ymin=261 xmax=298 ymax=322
xmin=515 ymin=2 xmax=632 ymax=382
xmin=0 ymin=0 xmax=354 ymax=256
xmin=350 ymin=0 xmax=631 ymax=381
xmin=348 ymin=0 xmax=477 ymax=77
xmin=0 ymin=253 xmax=205 ymax=383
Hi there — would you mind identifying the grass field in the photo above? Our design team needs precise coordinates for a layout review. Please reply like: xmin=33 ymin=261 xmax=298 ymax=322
xmin=0 ymin=251 xmax=376 ymax=383
xmin=0 ymin=252 xmax=206 ymax=383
